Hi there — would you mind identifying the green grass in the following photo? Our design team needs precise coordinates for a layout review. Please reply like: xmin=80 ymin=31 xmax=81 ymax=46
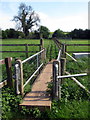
xmin=60 ymin=39 xmax=89 ymax=44
xmin=1 ymin=39 xmax=58 ymax=60
xmin=1 ymin=39 xmax=90 ymax=119
xmin=60 ymin=39 xmax=89 ymax=54
xmin=1 ymin=39 xmax=89 ymax=59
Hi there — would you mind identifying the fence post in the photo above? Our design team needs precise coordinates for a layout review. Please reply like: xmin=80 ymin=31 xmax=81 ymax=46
xmin=64 ymin=44 xmax=67 ymax=58
xmin=25 ymin=44 xmax=28 ymax=58
xmin=40 ymin=38 xmax=46 ymax=61
xmin=40 ymin=38 xmax=44 ymax=50
xmin=5 ymin=57 xmax=13 ymax=88
xmin=37 ymin=55 xmax=39 ymax=68
xmin=62 ymin=44 xmax=66 ymax=58
xmin=16 ymin=59 xmax=24 ymax=95
xmin=61 ymin=58 xmax=66 ymax=84
xmin=43 ymin=48 xmax=46 ymax=60
xmin=61 ymin=58 xmax=66 ymax=76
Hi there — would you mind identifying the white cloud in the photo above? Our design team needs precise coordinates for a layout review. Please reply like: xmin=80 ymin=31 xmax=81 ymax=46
xmin=38 ymin=11 xmax=88 ymax=32
xmin=0 ymin=9 xmax=88 ymax=32
xmin=0 ymin=12 xmax=16 ymax=30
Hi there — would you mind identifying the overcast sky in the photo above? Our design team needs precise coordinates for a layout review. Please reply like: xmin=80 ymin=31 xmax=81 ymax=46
xmin=0 ymin=0 xmax=89 ymax=32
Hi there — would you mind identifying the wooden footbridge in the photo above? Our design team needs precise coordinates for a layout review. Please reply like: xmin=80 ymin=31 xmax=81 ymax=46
xmin=1 ymin=38 xmax=89 ymax=110
xmin=19 ymin=60 xmax=54 ymax=109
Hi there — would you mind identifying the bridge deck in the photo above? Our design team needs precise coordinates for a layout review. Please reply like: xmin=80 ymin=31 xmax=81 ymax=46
xmin=20 ymin=60 xmax=53 ymax=109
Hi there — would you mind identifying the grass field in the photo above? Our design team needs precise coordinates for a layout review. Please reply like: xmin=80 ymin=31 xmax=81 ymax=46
xmin=1 ymin=39 xmax=89 ymax=59
xmin=60 ymin=39 xmax=89 ymax=53
xmin=1 ymin=39 xmax=90 ymax=119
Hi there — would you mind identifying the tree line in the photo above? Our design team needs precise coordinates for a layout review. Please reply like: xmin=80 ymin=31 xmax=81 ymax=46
xmin=2 ymin=3 xmax=90 ymax=39
xmin=2 ymin=25 xmax=50 ymax=39
xmin=2 ymin=28 xmax=90 ymax=39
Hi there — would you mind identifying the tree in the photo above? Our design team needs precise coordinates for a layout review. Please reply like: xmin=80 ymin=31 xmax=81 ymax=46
xmin=2 ymin=30 xmax=7 ymax=39
xmin=13 ymin=3 xmax=40 ymax=37
xmin=39 ymin=26 xmax=50 ymax=39
xmin=52 ymin=29 xmax=65 ymax=38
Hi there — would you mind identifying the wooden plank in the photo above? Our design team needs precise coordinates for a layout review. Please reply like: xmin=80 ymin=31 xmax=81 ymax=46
xmin=20 ymin=60 xmax=54 ymax=109
xmin=67 ymin=51 xmax=90 ymax=53
xmin=66 ymin=44 xmax=90 ymax=46
xmin=0 ymin=51 xmax=39 ymax=53
xmin=0 ymin=44 xmax=40 ymax=46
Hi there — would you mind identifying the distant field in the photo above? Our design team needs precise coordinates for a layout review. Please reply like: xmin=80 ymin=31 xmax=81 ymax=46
xmin=60 ymin=39 xmax=89 ymax=44
xmin=60 ymin=39 xmax=89 ymax=54
xmin=1 ymin=39 xmax=89 ymax=59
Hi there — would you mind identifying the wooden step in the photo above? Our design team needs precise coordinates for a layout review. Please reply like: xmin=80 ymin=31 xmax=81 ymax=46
xmin=20 ymin=60 xmax=54 ymax=110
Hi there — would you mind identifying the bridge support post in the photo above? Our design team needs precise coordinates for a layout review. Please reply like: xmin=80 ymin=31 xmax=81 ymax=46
xmin=53 ymin=60 xmax=61 ymax=100
xmin=15 ymin=59 xmax=24 ymax=95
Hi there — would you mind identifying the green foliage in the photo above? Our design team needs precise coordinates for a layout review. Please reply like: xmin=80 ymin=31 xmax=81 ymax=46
xmin=2 ymin=87 xmax=22 ymax=120
xmin=70 ymin=29 xmax=90 ymax=39
xmin=46 ymin=81 xmax=53 ymax=96
xmin=40 ymin=26 xmax=50 ymax=39
xmin=52 ymin=29 xmax=65 ymax=38
xmin=2 ymin=29 xmax=19 ymax=39
xmin=46 ymin=99 xmax=89 ymax=119
xmin=46 ymin=58 xmax=90 ymax=119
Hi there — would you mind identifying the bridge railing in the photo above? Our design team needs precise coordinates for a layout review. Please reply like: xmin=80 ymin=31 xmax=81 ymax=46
xmin=15 ymin=48 xmax=46 ymax=95
xmin=53 ymin=50 xmax=66 ymax=100
xmin=52 ymin=38 xmax=89 ymax=100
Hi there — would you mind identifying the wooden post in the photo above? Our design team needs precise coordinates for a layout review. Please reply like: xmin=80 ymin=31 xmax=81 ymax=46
xmin=16 ymin=59 xmax=24 ymax=95
xmin=44 ymin=48 xmax=46 ymax=60
xmin=65 ymin=44 xmax=67 ymax=58
xmin=25 ymin=44 xmax=28 ymax=58
xmin=40 ymin=38 xmax=46 ymax=61
xmin=5 ymin=57 xmax=13 ymax=88
xmin=58 ymin=60 xmax=61 ymax=99
xmin=53 ymin=60 xmax=61 ymax=100
xmin=53 ymin=61 xmax=57 ymax=99
xmin=40 ymin=38 xmax=44 ymax=50
xmin=61 ymin=58 xmax=66 ymax=83
xmin=62 ymin=44 xmax=66 ymax=58
xmin=61 ymin=58 xmax=66 ymax=76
